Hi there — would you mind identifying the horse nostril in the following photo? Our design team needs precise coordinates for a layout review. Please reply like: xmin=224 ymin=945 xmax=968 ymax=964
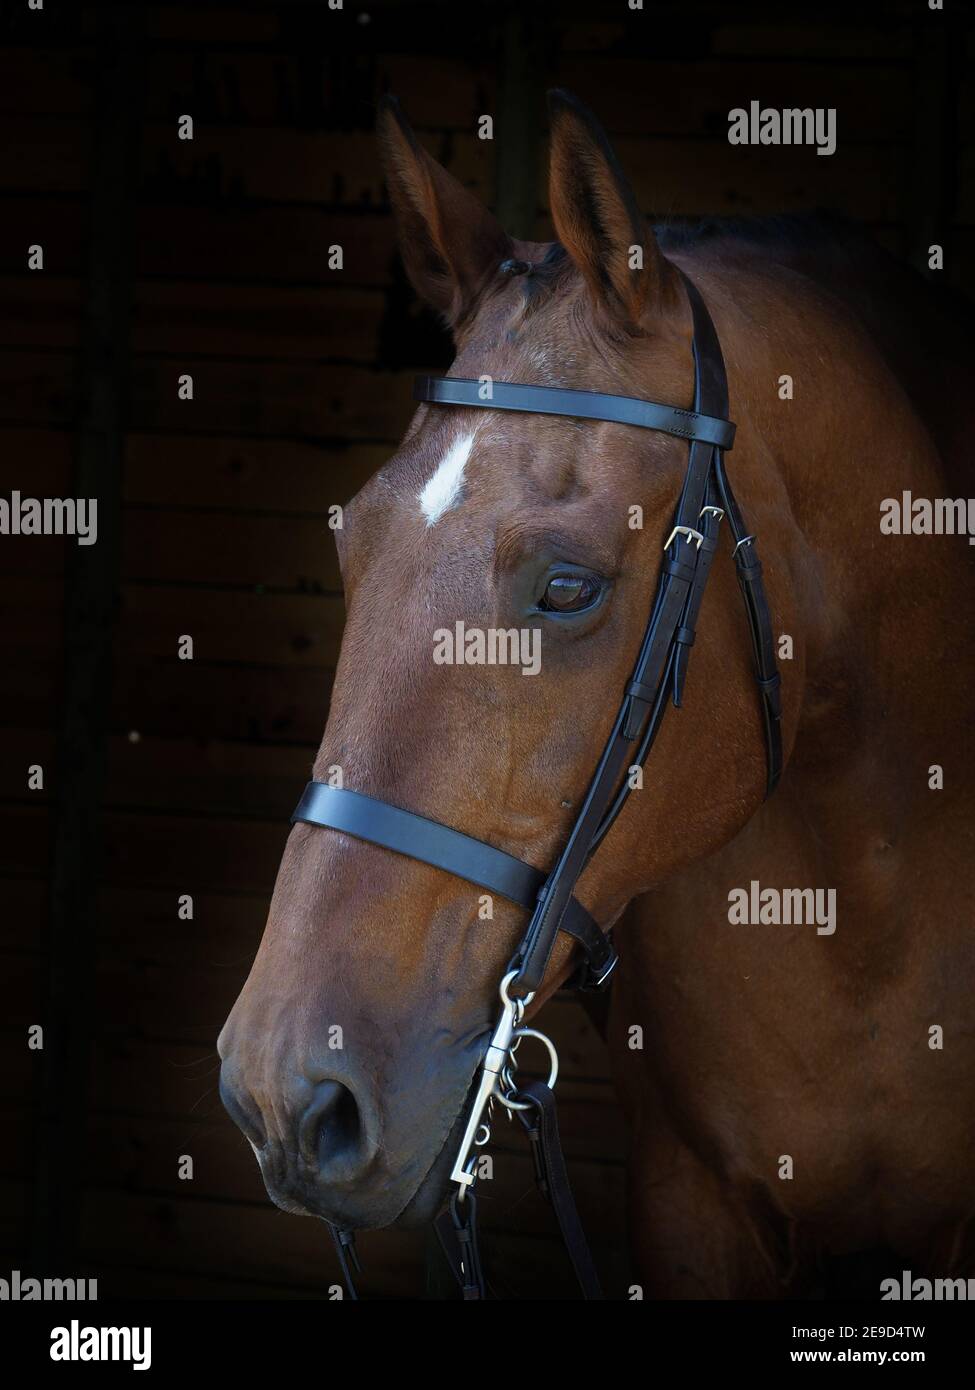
xmin=300 ymin=1080 xmax=361 ymax=1168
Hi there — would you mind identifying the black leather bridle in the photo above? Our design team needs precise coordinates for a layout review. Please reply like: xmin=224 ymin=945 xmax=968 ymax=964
xmin=291 ymin=269 xmax=782 ymax=1299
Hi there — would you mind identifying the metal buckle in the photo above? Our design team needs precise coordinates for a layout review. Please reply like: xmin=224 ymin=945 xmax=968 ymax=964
xmin=591 ymin=952 xmax=619 ymax=989
xmin=663 ymin=525 xmax=704 ymax=551
xmin=733 ymin=534 xmax=756 ymax=555
xmin=699 ymin=505 xmax=724 ymax=521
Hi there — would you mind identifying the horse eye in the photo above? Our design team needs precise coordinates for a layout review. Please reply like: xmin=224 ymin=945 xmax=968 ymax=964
xmin=539 ymin=573 xmax=601 ymax=613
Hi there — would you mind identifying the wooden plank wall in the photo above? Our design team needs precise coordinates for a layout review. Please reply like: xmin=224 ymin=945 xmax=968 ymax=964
xmin=0 ymin=0 xmax=971 ymax=1298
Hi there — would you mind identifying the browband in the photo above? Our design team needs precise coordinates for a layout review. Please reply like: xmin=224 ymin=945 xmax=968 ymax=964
xmin=413 ymin=376 xmax=736 ymax=450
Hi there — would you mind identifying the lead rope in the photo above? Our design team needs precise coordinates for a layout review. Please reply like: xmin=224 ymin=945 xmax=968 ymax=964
xmin=434 ymin=1190 xmax=487 ymax=1299
xmin=327 ymin=1223 xmax=361 ymax=1300
xmin=329 ymin=1205 xmax=487 ymax=1301
xmin=433 ymin=1085 xmax=601 ymax=1301
xmin=517 ymin=1080 xmax=604 ymax=1299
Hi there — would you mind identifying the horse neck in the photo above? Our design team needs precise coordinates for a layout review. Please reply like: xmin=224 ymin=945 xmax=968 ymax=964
xmin=698 ymin=249 xmax=972 ymax=827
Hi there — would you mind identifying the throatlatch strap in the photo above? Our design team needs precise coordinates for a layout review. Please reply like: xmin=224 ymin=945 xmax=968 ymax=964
xmin=713 ymin=453 xmax=783 ymax=795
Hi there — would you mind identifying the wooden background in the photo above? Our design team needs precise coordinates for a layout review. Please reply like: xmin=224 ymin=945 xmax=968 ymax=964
xmin=0 ymin=0 xmax=971 ymax=1299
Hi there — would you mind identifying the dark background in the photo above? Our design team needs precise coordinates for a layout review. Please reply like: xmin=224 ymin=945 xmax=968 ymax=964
xmin=0 ymin=0 xmax=971 ymax=1299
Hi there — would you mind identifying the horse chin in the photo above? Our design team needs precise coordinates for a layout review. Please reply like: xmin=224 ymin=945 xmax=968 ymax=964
xmin=389 ymin=1101 xmax=473 ymax=1228
xmin=260 ymin=1159 xmax=449 ymax=1232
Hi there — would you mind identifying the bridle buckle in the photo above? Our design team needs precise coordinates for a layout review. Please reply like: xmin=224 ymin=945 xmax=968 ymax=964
xmin=591 ymin=953 xmax=619 ymax=989
xmin=663 ymin=525 xmax=705 ymax=551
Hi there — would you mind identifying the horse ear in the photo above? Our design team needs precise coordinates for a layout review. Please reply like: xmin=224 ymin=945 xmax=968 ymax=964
xmin=377 ymin=95 xmax=512 ymax=328
xmin=547 ymin=89 xmax=677 ymax=328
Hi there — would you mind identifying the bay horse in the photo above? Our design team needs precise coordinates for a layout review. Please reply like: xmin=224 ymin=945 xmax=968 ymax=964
xmin=218 ymin=90 xmax=975 ymax=1297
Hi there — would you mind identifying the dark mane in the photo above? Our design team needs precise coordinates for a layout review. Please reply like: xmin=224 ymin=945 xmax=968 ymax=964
xmin=657 ymin=210 xmax=971 ymax=328
xmin=527 ymin=211 xmax=967 ymax=325
xmin=653 ymin=210 xmax=855 ymax=255
xmin=654 ymin=210 xmax=974 ymax=486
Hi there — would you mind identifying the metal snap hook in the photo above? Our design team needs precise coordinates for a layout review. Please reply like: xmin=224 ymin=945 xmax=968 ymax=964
xmin=499 ymin=969 xmax=533 ymax=1013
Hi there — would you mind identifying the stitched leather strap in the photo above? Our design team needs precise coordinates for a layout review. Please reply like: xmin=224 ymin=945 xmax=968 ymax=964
xmin=293 ymin=783 xmax=542 ymax=905
xmin=434 ymin=1192 xmax=486 ymax=1300
xmin=713 ymin=453 xmax=783 ymax=795
xmin=327 ymin=1225 xmax=360 ymax=1300
xmin=517 ymin=1080 xmax=604 ymax=1299
xmin=672 ymin=478 xmax=722 ymax=708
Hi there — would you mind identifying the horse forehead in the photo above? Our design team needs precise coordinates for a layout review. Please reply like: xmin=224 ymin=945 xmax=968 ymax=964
xmin=413 ymin=438 xmax=659 ymax=569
